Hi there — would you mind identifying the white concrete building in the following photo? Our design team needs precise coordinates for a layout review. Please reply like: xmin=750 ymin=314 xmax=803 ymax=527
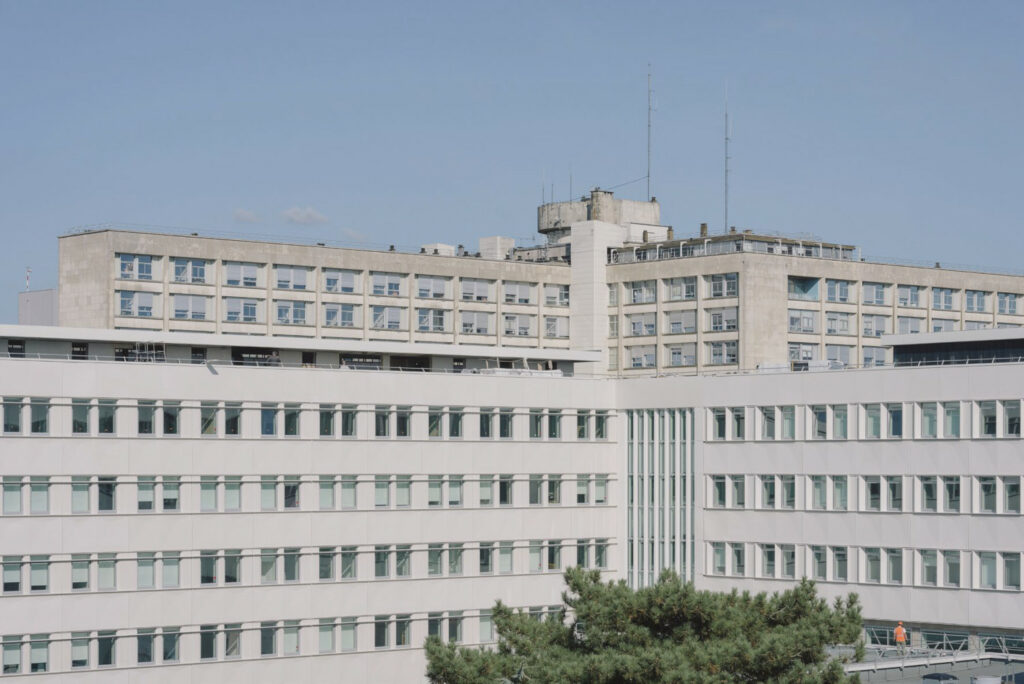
xmin=2 ymin=202 xmax=1024 ymax=680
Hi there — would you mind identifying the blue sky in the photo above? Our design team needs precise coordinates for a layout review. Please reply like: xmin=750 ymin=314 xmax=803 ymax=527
xmin=1 ymin=1 xmax=1022 ymax=321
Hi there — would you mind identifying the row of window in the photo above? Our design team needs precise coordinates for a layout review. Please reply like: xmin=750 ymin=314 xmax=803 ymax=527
xmin=0 ymin=399 xmax=610 ymax=441
xmin=118 ymin=293 xmax=572 ymax=337
xmin=0 ymin=606 xmax=561 ymax=673
xmin=707 ymin=474 xmax=1021 ymax=515
xmin=610 ymin=307 xmax=738 ymax=338
xmin=117 ymin=254 xmax=571 ymax=303
xmin=786 ymin=309 xmax=1004 ymax=336
xmin=788 ymin=277 xmax=1022 ymax=314
xmin=0 ymin=473 xmax=612 ymax=516
xmin=617 ymin=340 xmax=737 ymax=369
xmin=608 ymin=273 xmax=738 ymax=306
xmin=708 ymin=542 xmax=1023 ymax=591
xmin=0 ymin=540 xmax=611 ymax=595
xmin=708 ymin=400 xmax=1023 ymax=441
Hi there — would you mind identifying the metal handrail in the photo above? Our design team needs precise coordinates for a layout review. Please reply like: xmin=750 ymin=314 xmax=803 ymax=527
xmin=0 ymin=352 xmax=570 ymax=376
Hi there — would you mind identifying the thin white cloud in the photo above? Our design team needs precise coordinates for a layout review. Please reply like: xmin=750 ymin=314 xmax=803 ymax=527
xmin=341 ymin=227 xmax=368 ymax=243
xmin=282 ymin=206 xmax=328 ymax=225
xmin=233 ymin=208 xmax=260 ymax=223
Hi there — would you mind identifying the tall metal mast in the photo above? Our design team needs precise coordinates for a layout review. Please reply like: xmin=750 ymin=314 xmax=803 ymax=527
xmin=647 ymin=65 xmax=653 ymax=200
xmin=724 ymin=86 xmax=730 ymax=234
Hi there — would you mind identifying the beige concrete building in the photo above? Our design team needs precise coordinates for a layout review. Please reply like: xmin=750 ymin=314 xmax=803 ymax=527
xmin=57 ymin=190 xmax=1024 ymax=379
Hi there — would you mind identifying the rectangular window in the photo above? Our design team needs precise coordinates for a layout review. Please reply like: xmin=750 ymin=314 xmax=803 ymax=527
xmin=865 ymin=548 xmax=881 ymax=582
xmin=324 ymin=268 xmax=358 ymax=293
xmin=711 ymin=475 xmax=726 ymax=508
xmin=944 ymin=550 xmax=961 ymax=587
xmin=375 ymin=546 xmax=390 ymax=578
xmin=498 ymin=475 xmax=513 ymax=506
xmin=225 ymin=261 xmax=259 ymax=287
xmin=864 ymin=404 xmax=881 ymax=439
xmin=496 ymin=409 xmax=514 ymax=439
xmin=224 ymin=550 xmax=241 ymax=583
xmin=1005 ymin=476 xmax=1021 ymax=513
xmin=826 ymin=279 xmax=851 ymax=303
xmin=887 ymin=548 xmax=903 ymax=584
xmin=944 ymin=476 xmax=961 ymax=512
xmin=980 ymin=552 xmax=997 ymax=589
xmin=965 ymin=289 xmax=987 ymax=312
xmin=162 ymin=553 xmax=180 ymax=588
xmin=863 ymin=282 xmax=887 ymax=305
xmin=479 ymin=474 xmax=494 ymax=506
xmin=707 ymin=340 xmax=738 ymax=365
xmin=97 ymin=631 xmax=116 ymax=667
xmin=761 ymin=475 xmax=776 ymax=508
xmin=998 ymin=292 xmax=1018 ymax=315
xmin=260 ymin=550 xmax=278 ymax=584
xmin=460 ymin=278 xmax=492 ymax=302
xmin=200 ymin=551 xmax=217 ymax=585
xmin=260 ymin=622 xmax=277 ymax=656
xmin=833 ymin=547 xmax=848 ymax=581
xmin=340 ymin=547 xmax=356 ymax=579
xmin=979 ymin=476 xmax=997 ymax=513
xmin=418 ymin=275 xmax=449 ymax=299
xmin=787 ymin=308 xmax=817 ymax=333
xmin=897 ymin=284 xmax=921 ymax=307
xmin=887 ymin=476 xmax=903 ymax=511
xmin=921 ymin=549 xmax=938 ymax=585
xmin=1004 ymin=553 xmax=1021 ymax=590
xmin=275 ymin=265 xmax=309 ymax=290
xmin=448 ymin=475 xmax=463 ymax=507
xmin=980 ymin=401 xmax=997 ymax=437
xmin=781 ymin=545 xmax=796 ymax=578
xmin=921 ymin=476 xmax=938 ymax=512
xmin=761 ymin=545 xmax=775 ymax=577
xmin=832 ymin=476 xmax=848 ymax=510
xmin=137 ymin=629 xmax=154 ymax=664
xmin=1003 ymin=400 xmax=1021 ymax=437
xmin=577 ymin=475 xmax=590 ymax=504
xmin=811 ymin=475 xmax=826 ymax=510
xmin=865 ymin=476 xmax=881 ymax=511
xmin=199 ymin=625 xmax=216 ymax=660
xmin=788 ymin=276 xmax=819 ymax=301
xmin=324 ymin=302 xmax=356 ymax=328
xmin=833 ymin=405 xmax=848 ymax=440
xmin=933 ymin=287 xmax=954 ymax=310
xmin=944 ymin=402 xmax=961 ymax=438
xmin=811 ymin=546 xmax=826 ymax=580
xmin=707 ymin=273 xmax=738 ymax=298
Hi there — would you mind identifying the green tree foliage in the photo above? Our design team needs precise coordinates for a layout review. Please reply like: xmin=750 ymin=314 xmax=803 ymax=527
xmin=426 ymin=568 xmax=863 ymax=683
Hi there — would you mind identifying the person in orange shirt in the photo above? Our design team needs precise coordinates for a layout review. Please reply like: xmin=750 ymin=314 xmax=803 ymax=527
xmin=894 ymin=621 xmax=908 ymax=654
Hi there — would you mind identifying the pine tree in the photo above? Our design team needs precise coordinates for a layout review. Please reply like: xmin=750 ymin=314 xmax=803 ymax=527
xmin=426 ymin=568 xmax=863 ymax=683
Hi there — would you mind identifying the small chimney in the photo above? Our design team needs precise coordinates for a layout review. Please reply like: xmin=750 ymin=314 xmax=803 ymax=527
xmin=389 ymin=245 xmax=395 ymax=252
xmin=729 ymin=226 xmax=737 ymax=234
xmin=666 ymin=227 xmax=674 ymax=240
xmin=700 ymin=223 xmax=708 ymax=237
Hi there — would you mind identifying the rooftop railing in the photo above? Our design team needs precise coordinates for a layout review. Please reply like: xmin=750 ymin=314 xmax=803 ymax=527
xmin=0 ymin=352 xmax=570 ymax=377
xmin=608 ymin=238 xmax=857 ymax=265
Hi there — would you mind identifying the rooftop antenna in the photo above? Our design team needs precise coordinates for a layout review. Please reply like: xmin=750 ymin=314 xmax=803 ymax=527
xmin=647 ymin=64 xmax=654 ymax=201
xmin=569 ymin=165 xmax=573 ymax=202
xmin=25 ymin=267 xmax=31 ymax=291
xmin=724 ymin=83 xmax=730 ymax=234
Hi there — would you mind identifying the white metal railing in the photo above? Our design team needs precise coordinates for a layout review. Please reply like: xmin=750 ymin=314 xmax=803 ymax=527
xmin=0 ymin=353 xmax=570 ymax=376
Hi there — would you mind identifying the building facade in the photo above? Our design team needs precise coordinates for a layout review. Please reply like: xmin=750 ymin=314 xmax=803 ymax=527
xmin=2 ymin=200 xmax=1023 ymax=679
